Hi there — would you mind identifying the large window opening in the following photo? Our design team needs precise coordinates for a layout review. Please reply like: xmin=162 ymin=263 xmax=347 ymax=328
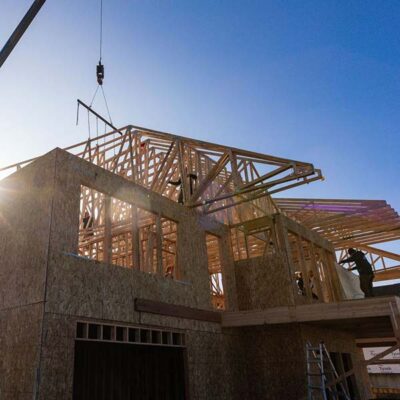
xmin=78 ymin=186 xmax=178 ymax=277
xmin=230 ymin=222 xmax=277 ymax=261
xmin=287 ymin=231 xmax=334 ymax=303
xmin=79 ymin=186 xmax=105 ymax=262
xmin=110 ymin=197 xmax=134 ymax=268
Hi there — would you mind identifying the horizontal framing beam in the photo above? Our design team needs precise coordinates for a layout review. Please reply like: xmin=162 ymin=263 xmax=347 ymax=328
xmin=222 ymin=297 xmax=399 ymax=328
xmin=135 ymin=298 xmax=222 ymax=323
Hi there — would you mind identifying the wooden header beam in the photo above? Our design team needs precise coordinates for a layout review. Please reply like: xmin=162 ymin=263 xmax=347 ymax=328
xmin=135 ymin=298 xmax=222 ymax=323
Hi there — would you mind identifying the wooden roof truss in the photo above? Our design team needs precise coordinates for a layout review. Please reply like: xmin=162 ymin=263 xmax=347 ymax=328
xmin=1 ymin=125 xmax=323 ymax=224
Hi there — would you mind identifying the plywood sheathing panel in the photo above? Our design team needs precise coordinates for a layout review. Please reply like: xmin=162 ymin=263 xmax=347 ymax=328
xmin=220 ymin=323 xmax=371 ymax=400
xmin=0 ymin=150 xmax=57 ymax=308
xmin=0 ymin=147 xmax=376 ymax=399
xmin=300 ymin=324 xmax=372 ymax=400
xmin=44 ymin=148 xmax=224 ymax=318
xmin=227 ymin=325 xmax=306 ymax=400
xmin=235 ymin=252 xmax=294 ymax=310
xmin=0 ymin=152 xmax=59 ymax=398
xmin=185 ymin=329 xmax=238 ymax=399
xmin=36 ymin=313 xmax=76 ymax=400
xmin=37 ymin=312 xmax=226 ymax=400
xmin=0 ymin=304 xmax=43 ymax=400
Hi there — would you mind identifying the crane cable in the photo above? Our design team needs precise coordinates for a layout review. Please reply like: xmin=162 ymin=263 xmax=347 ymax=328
xmin=90 ymin=0 xmax=111 ymax=107
xmin=77 ymin=0 xmax=115 ymax=147
xmin=99 ymin=0 xmax=103 ymax=62
xmin=84 ymin=0 xmax=114 ymax=136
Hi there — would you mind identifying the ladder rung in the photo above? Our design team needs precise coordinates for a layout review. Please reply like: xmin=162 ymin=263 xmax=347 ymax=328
xmin=308 ymin=385 xmax=323 ymax=390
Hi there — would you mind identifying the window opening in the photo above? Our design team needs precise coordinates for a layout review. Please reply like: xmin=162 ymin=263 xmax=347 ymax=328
xmin=206 ymin=233 xmax=225 ymax=309
xmin=78 ymin=186 xmax=178 ymax=277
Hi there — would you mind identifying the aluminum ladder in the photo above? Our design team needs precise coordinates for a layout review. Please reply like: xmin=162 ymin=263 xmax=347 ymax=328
xmin=306 ymin=341 xmax=351 ymax=400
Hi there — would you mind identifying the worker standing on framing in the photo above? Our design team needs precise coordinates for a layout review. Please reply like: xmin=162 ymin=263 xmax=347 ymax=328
xmin=339 ymin=248 xmax=375 ymax=297
xmin=168 ymin=173 xmax=197 ymax=204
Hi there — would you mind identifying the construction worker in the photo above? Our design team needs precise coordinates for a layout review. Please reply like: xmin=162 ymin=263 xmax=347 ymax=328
xmin=308 ymin=270 xmax=319 ymax=300
xmin=164 ymin=265 xmax=174 ymax=279
xmin=82 ymin=211 xmax=94 ymax=237
xmin=295 ymin=271 xmax=305 ymax=296
xmin=339 ymin=248 xmax=374 ymax=297
xmin=168 ymin=173 xmax=197 ymax=204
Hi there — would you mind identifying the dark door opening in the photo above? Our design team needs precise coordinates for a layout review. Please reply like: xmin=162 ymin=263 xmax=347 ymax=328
xmin=73 ymin=341 xmax=186 ymax=400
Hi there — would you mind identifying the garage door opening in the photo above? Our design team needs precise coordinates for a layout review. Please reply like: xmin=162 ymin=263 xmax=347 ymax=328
xmin=73 ymin=340 xmax=187 ymax=400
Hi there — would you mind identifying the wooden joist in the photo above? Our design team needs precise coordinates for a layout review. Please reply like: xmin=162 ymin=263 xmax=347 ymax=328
xmin=275 ymin=198 xmax=400 ymax=247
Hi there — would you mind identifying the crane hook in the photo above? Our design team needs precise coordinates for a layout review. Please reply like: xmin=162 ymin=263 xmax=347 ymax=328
xmin=96 ymin=61 xmax=104 ymax=85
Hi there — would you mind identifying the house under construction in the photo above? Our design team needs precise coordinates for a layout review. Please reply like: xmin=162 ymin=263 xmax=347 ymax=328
xmin=1 ymin=125 xmax=400 ymax=400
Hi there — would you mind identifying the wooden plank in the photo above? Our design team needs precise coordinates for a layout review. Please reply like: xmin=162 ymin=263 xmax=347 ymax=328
xmin=131 ymin=206 xmax=140 ymax=269
xmin=156 ymin=212 xmax=163 ymax=275
xmin=368 ymin=359 xmax=400 ymax=365
xmin=135 ymin=298 xmax=222 ymax=323
xmin=309 ymin=242 xmax=323 ymax=301
xmin=326 ymin=369 xmax=354 ymax=388
xmin=296 ymin=234 xmax=312 ymax=301
xmin=364 ymin=344 xmax=400 ymax=365
xmin=374 ymin=267 xmax=400 ymax=282
xmin=189 ymin=152 xmax=230 ymax=204
xmin=104 ymin=195 xmax=112 ymax=264
xmin=356 ymin=337 xmax=397 ymax=347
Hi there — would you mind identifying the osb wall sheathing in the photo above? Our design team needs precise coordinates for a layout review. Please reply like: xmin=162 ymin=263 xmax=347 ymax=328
xmin=37 ymin=311 xmax=230 ymax=399
xmin=44 ymin=148 xmax=237 ymax=313
xmin=0 ymin=148 xmax=372 ymax=400
xmin=0 ymin=151 xmax=59 ymax=400
xmin=223 ymin=323 xmax=371 ymax=400
xmin=26 ymin=148 xmax=237 ymax=399
xmin=234 ymin=251 xmax=295 ymax=310
xmin=0 ymin=304 xmax=43 ymax=400
xmin=0 ymin=151 xmax=57 ymax=309
xmin=223 ymin=325 xmax=306 ymax=400
xmin=300 ymin=324 xmax=372 ymax=400
xmin=0 ymin=148 xmax=238 ymax=399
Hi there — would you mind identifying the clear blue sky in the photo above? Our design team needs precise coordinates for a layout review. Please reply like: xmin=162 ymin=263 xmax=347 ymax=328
xmin=1 ymin=0 xmax=399 ymax=216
